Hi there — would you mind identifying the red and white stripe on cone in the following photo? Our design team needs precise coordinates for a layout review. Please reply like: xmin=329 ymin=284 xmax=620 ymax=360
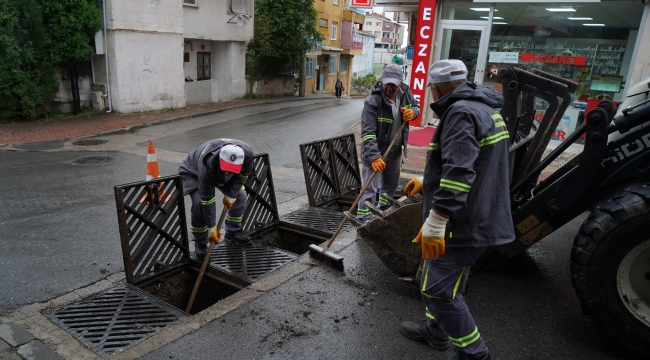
xmin=146 ymin=140 xmax=161 ymax=181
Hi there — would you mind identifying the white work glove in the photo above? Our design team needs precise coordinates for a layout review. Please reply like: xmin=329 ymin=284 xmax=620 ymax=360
xmin=207 ymin=226 xmax=222 ymax=244
xmin=404 ymin=176 xmax=423 ymax=197
xmin=413 ymin=210 xmax=448 ymax=260
xmin=222 ymin=195 xmax=236 ymax=209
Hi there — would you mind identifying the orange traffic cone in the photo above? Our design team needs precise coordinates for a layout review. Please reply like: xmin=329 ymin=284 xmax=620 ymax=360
xmin=146 ymin=140 xmax=161 ymax=181
xmin=140 ymin=140 xmax=168 ymax=204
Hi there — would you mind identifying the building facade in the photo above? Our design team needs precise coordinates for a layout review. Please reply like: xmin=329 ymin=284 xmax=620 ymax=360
xmin=92 ymin=0 xmax=253 ymax=113
xmin=352 ymin=31 xmax=376 ymax=77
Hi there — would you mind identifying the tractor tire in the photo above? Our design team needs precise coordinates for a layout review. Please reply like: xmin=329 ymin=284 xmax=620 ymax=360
xmin=571 ymin=184 xmax=650 ymax=358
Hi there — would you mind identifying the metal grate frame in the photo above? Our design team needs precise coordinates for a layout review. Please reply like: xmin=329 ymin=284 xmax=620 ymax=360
xmin=114 ymin=175 xmax=190 ymax=286
xmin=300 ymin=139 xmax=340 ymax=207
xmin=46 ymin=284 xmax=187 ymax=357
xmin=331 ymin=134 xmax=361 ymax=197
xmin=192 ymin=242 xmax=297 ymax=283
xmin=241 ymin=153 xmax=280 ymax=236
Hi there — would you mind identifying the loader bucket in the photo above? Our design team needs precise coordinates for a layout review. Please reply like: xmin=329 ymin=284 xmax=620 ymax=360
xmin=357 ymin=203 xmax=422 ymax=277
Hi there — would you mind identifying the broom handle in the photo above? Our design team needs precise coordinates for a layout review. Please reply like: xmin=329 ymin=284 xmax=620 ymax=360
xmin=324 ymin=120 xmax=409 ymax=249
xmin=186 ymin=206 xmax=228 ymax=313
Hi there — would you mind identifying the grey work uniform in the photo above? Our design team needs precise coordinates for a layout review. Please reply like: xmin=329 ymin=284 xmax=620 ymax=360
xmin=178 ymin=139 xmax=254 ymax=246
xmin=358 ymin=81 xmax=420 ymax=219
xmin=421 ymin=82 xmax=515 ymax=358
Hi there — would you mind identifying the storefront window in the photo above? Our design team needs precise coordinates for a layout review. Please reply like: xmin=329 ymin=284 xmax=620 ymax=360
xmin=483 ymin=1 xmax=643 ymax=143
xmin=441 ymin=2 xmax=490 ymax=21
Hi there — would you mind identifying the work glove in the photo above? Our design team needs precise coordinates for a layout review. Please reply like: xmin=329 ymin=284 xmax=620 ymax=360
xmin=207 ymin=227 xmax=222 ymax=244
xmin=404 ymin=176 xmax=423 ymax=197
xmin=401 ymin=107 xmax=415 ymax=121
xmin=371 ymin=158 xmax=386 ymax=172
xmin=223 ymin=195 xmax=236 ymax=209
xmin=413 ymin=210 xmax=448 ymax=260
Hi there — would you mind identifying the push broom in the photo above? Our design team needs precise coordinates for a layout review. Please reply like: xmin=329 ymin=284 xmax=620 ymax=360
xmin=186 ymin=206 xmax=228 ymax=313
xmin=309 ymin=120 xmax=409 ymax=270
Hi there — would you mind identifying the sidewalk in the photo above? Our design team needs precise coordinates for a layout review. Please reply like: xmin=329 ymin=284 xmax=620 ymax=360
xmin=0 ymin=322 xmax=62 ymax=360
xmin=0 ymin=94 xmax=334 ymax=147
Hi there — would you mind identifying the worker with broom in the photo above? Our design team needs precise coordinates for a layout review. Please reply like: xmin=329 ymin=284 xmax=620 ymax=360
xmin=179 ymin=139 xmax=255 ymax=259
xmin=399 ymin=60 xmax=515 ymax=360
xmin=357 ymin=64 xmax=420 ymax=221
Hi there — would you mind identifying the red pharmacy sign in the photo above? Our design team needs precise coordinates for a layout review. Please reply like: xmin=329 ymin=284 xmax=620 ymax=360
xmin=521 ymin=53 xmax=586 ymax=66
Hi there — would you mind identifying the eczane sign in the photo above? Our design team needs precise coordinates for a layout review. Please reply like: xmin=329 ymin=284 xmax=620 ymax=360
xmin=409 ymin=0 xmax=437 ymax=112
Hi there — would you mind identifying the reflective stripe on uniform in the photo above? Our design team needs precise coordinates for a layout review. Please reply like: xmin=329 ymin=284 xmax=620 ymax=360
xmin=479 ymin=131 xmax=509 ymax=147
xmin=239 ymin=173 xmax=249 ymax=180
xmin=440 ymin=179 xmax=471 ymax=193
xmin=379 ymin=196 xmax=391 ymax=205
xmin=201 ymin=197 xmax=216 ymax=205
xmin=357 ymin=208 xmax=372 ymax=215
xmin=362 ymin=134 xmax=377 ymax=142
xmin=449 ymin=327 xmax=481 ymax=348
xmin=225 ymin=214 xmax=243 ymax=223
xmin=425 ymin=307 xmax=435 ymax=320
xmin=198 ymin=143 xmax=211 ymax=161
xmin=378 ymin=118 xmax=394 ymax=124
xmin=429 ymin=142 xmax=440 ymax=150
xmin=452 ymin=270 xmax=464 ymax=299
xmin=190 ymin=225 xmax=208 ymax=233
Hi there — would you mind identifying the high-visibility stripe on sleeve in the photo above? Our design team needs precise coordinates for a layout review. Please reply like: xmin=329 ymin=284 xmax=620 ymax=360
xmin=440 ymin=179 xmax=471 ymax=193
xmin=190 ymin=226 xmax=208 ymax=233
xmin=449 ymin=327 xmax=481 ymax=348
xmin=239 ymin=173 xmax=249 ymax=180
xmin=225 ymin=214 xmax=243 ymax=223
xmin=491 ymin=113 xmax=503 ymax=121
xmin=494 ymin=121 xmax=506 ymax=129
xmin=479 ymin=131 xmax=509 ymax=147
xmin=378 ymin=118 xmax=394 ymax=124
xmin=362 ymin=134 xmax=377 ymax=142
xmin=201 ymin=197 xmax=216 ymax=205
xmin=198 ymin=143 xmax=211 ymax=161
xmin=429 ymin=142 xmax=440 ymax=150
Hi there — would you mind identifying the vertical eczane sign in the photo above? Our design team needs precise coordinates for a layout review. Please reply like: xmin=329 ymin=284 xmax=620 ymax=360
xmin=409 ymin=0 xmax=437 ymax=112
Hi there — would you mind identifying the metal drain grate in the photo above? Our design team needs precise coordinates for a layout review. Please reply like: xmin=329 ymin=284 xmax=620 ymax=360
xmin=195 ymin=242 xmax=297 ymax=283
xmin=241 ymin=154 xmax=280 ymax=236
xmin=332 ymin=134 xmax=361 ymax=197
xmin=72 ymin=156 xmax=114 ymax=165
xmin=280 ymin=207 xmax=351 ymax=238
xmin=300 ymin=139 xmax=339 ymax=207
xmin=72 ymin=139 xmax=108 ymax=146
xmin=46 ymin=284 xmax=187 ymax=357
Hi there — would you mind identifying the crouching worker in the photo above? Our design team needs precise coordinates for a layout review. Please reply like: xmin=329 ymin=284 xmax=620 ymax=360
xmin=400 ymin=60 xmax=515 ymax=360
xmin=179 ymin=139 xmax=255 ymax=259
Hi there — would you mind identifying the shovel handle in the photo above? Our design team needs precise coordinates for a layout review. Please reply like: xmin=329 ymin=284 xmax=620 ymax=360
xmin=324 ymin=120 xmax=409 ymax=249
xmin=186 ymin=206 xmax=228 ymax=313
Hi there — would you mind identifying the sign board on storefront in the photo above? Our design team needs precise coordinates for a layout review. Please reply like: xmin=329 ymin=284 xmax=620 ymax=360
xmin=489 ymin=52 xmax=519 ymax=64
xmin=409 ymin=0 xmax=437 ymax=113
xmin=351 ymin=0 xmax=373 ymax=8
xmin=521 ymin=53 xmax=587 ymax=66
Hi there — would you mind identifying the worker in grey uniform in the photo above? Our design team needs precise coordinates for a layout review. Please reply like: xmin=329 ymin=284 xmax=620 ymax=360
xmin=357 ymin=64 xmax=420 ymax=221
xmin=400 ymin=60 xmax=515 ymax=360
xmin=178 ymin=139 xmax=255 ymax=259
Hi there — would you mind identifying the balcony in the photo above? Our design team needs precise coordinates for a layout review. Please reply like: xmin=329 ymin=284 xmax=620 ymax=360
xmin=351 ymin=41 xmax=363 ymax=50
xmin=343 ymin=9 xmax=365 ymax=25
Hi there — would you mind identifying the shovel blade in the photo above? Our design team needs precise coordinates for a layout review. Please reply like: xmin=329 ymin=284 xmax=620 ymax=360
xmin=357 ymin=203 xmax=422 ymax=277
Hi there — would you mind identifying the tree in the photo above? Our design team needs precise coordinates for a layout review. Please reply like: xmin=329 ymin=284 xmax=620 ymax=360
xmin=246 ymin=0 xmax=322 ymax=77
xmin=41 ymin=0 xmax=101 ymax=114
xmin=0 ymin=0 xmax=57 ymax=119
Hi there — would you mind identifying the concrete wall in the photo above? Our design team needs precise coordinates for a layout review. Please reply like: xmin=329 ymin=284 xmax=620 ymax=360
xmin=52 ymin=69 xmax=93 ymax=113
xmin=106 ymin=0 xmax=185 ymax=112
xmin=183 ymin=0 xmax=253 ymax=41
xmin=246 ymin=77 xmax=294 ymax=96
xmin=107 ymin=30 xmax=185 ymax=112
xmin=212 ymin=41 xmax=247 ymax=101
xmin=185 ymin=80 xmax=213 ymax=105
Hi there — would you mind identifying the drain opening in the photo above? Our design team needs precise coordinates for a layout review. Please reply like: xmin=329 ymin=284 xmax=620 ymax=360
xmin=72 ymin=139 xmax=108 ymax=146
xmin=72 ymin=156 xmax=114 ymax=165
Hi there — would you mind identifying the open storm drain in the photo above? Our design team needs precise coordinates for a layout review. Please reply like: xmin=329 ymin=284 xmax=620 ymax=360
xmin=191 ymin=242 xmax=298 ymax=283
xmin=281 ymin=207 xmax=351 ymax=237
xmin=72 ymin=156 xmax=114 ymax=165
xmin=45 ymin=284 xmax=187 ymax=357
xmin=72 ymin=139 xmax=109 ymax=146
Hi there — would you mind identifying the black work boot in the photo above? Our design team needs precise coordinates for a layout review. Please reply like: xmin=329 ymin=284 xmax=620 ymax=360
xmin=194 ymin=243 xmax=208 ymax=260
xmin=451 ymin=348 xmax=492 ymax=360
xmin=400 ymin=319 xmax=450 ymax=350
xmin=225 ymin=231 xmax=252 ymax=245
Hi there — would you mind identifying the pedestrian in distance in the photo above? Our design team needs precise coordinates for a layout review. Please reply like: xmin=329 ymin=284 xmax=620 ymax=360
xmin=357 ymin=64 xmax=420 ymax=221
xmin=399 ymin=59 xmax=515 ymax=360
xmin=335 ymin=78 xmax=343 ymax=99
xmin=178 ymin=139 xmax=255 ymax=260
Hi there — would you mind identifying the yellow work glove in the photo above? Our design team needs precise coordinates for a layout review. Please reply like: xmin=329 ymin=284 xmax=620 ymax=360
xmin=371 ymin=158 xmax=386 ymax=172
xmin=404 ymin=176 xmax=423 ymax=197
xmin=401 ymin=107 xmax=415 ymax=121
xmin=412 ymin=210 xmax=448 ymax=260
xmin=207 ymin=227 xmax=222 ymax=244
xmin=223 ymin=195 xmax=236 ymax=209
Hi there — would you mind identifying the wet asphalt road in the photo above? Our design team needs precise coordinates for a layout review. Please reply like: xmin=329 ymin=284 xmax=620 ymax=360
xmin=0 ymin=97 xmax=638 ymax=359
